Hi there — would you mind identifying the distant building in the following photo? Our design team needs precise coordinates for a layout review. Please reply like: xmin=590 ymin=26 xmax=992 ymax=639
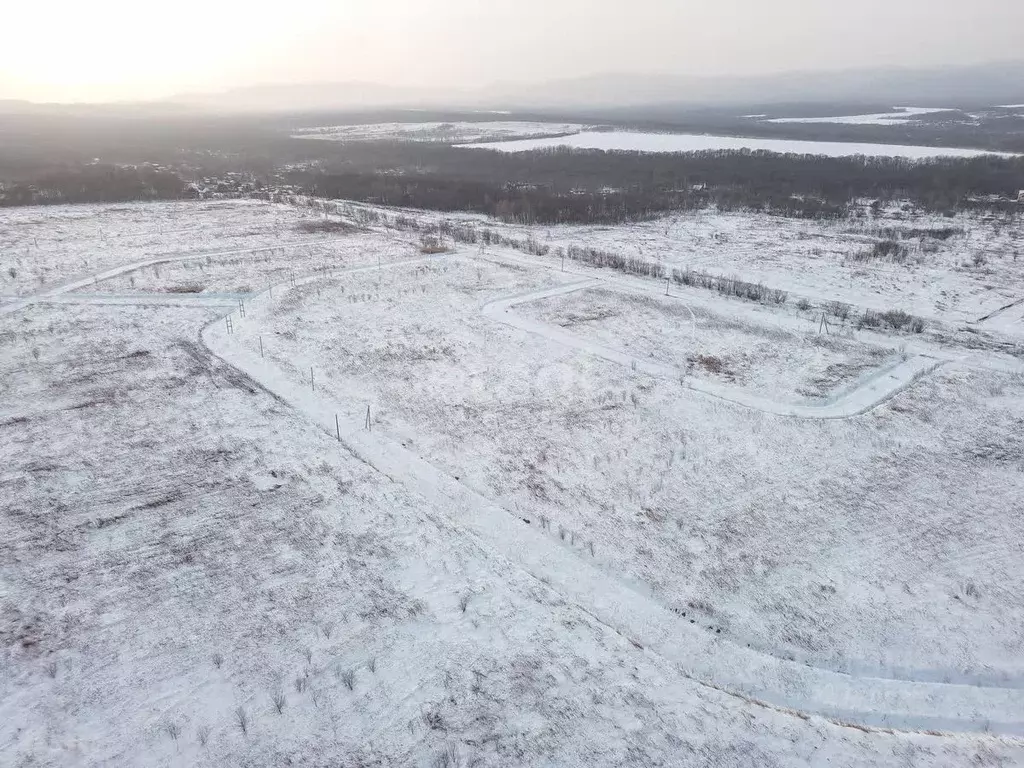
xmin=1017 ymin=190 xmax=1024 ymax=203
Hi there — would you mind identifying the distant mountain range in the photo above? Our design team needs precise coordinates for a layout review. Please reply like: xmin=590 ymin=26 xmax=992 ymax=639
xmin=3 ymin=61 xmax=1022 ymax=115
xmin=165 ymin=61 xmax=1024 ymax=113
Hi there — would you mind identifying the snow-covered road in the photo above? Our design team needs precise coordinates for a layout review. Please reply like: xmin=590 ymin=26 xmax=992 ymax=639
xmin=482 ymin=279 xmax=942 ymax=420
xmin=198 ymin=257 xmax=1024 ymax=736
xmin=9 ymin=240 xmax=1024 ymax=736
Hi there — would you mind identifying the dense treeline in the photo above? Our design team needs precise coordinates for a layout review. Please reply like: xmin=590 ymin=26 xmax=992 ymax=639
xmin=0 ymin=164 xmax=192 ymax=206
xmin=2 ymin=105 xmax=1022 ymax=221
xmin=289 ymin=146 xmax=1024 ymax=223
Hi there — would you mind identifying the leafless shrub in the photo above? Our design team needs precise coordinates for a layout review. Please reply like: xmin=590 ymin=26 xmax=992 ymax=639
xmin=437 ymin=219 xmax=478 ymax=244
xmin=162 ymin=721 xmax=181 ymax=743
xmin=234 ymin=706 xmax=249 ymax=735
xmin=272 ymin=688 xmax=286 ymax=714
xmin=459 ymin=593 xmax=472 ymax=613
xmin=859 ymin=310 xmax=883 ymax=329
xmin=688 ymin=354 xmax=732 ymax=377
xmin=882 ymin=310 xmax=914 ymax=330
xmin=671 ymin=268 xmax=786 ymax=304
xmin=420 ymin=235 xmax=450 ymax=254
xmin=392 ymin=214 xmax=422 ymax=231
xmin=565 ymin=243 xmax=664 ymax=278
xmin=44 ymin=659 xmax=58 ymax=678
xmin=295 ymin=673 xmax=309 ymax=694
xmin=433 ymin=744 xmax=464 ymax=768
xmin=302 ymin=646 xmax=313 ymax=665
xmin=826 ymin=300 xmax=852 ymax=321
xmin=196 ymin=724 xmax=211 ymax=747
xmin=878 ymin=225 xmax=963 ymax=241
xmin=341 ymin=668 xmax=356 ymax=691
xmin=320 ymin=621 xmax=335 ymax=640
xmin=859 ymin=309 xmax=925 ymax=333
xmin=368 ymin=656 xmax=377 ymax=673
xmin=295 ymin=219 xmax=355 ymax=234
xmin=423 ymin=707 xmax=446 ymax=731
xmin=212 ymin=652 xmax=224 ymax=669
xmin=164 ymin=283 xmax=205 ymax=294
xmin=852 ymin=239 xmax=910 ymax=263
xmin=796 ymin=298 xmax=812 ymax=311
xmin=558 ymin=524 xmax=567 ymax=541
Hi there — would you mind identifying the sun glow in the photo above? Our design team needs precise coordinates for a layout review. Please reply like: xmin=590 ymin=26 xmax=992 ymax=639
xmin=2 ymin=0 xmax=339 ymax=101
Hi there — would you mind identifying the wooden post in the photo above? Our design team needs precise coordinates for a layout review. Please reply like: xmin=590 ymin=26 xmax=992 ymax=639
xmin=259 ymin=335 xmax=264 ymax=358
xmin=226 ymin=316 xmax=233 ymax=334
xmin=365 ymin=405 xmax=371 ymax=431
xmin=335 ymin=414 xmax=341 ymax=441
xmin=665 ymin=278 xmax=670 ymax=295
xmin=310 ymin=367 xmax=315 ymax=391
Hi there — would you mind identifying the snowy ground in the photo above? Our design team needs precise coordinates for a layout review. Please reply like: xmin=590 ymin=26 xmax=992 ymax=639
xmin=3 ymin=200 xmax=1024 ymax=765
xmin=464 ymin=131 xmax=1017 ymax=158
xmin=229 ymin=249 xmax=1024 ymax=682
xmin=434 ymin=204 xmax=1024 ymax=331
xmin=293 ymin=121 xmax=586 ymax=143
xmin=515 ymin=285 xmax=894 ymax=400
xmin=0 ymin=200 xmax=388 ymax=297
xmin=763 ymin=107 xmax=957 ymax=125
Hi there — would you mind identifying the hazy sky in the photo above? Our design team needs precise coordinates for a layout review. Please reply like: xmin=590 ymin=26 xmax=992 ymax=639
xmin=4 ymin=0 xmax=1023 ymax=102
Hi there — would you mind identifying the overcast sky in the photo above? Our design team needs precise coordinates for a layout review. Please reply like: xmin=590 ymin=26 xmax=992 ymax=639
xmin=4 ymin=0 xmax=1023 ymax=102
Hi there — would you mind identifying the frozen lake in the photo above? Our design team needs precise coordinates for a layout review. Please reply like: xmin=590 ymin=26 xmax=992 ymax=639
xmin=764 ymin=106 xmax=955 ymax=126
xmin=462 ymin=130 xmax=1014 ymax=159
xmin=294 ymin=121 xmax=585 ymax=143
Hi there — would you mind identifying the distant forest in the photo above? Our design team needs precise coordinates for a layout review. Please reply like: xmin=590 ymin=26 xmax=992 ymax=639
xmin=289 ymin=144 xmax=1024 ymax=223
xmin=1 ymin=109 xmax=1023 ymax=222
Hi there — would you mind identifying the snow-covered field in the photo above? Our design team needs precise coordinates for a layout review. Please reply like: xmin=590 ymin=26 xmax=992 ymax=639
xmin=293 ymin=121 xmax=585 ymax=143
xmin=764 ymin=106 xmax=956 ymax=125
xmin=465 ymin=131 xmax=1015 ymax=158
xmin=516 ymin=285 xmax=894 ymax=399
xmin=435 ymin=204 xmax=1024 ymax=330
xmin=3 ymin=199 xmax=1024 ymax=764
xmin=0 ymin=200 xmax=378 ymax=297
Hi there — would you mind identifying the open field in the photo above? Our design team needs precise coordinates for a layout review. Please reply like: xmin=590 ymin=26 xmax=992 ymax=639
xmin=465 ymin=131 xmax=1018 ymax=158
xmin=428 ymin=203 xmax=1024 ymax=331
xmin=293 ymin=121 xmax=586 ymax=143
xmin=3 ymin=199 xmax=1024 ymax=765
xmin=0 ymin=200 xmax=399 ymax=297
xmin=515 ymin=285 xmax=894 ymax=400
xmin=229 ymin=248 xmax=1024 ymax=681
xmin=763 ymin=106 xmax=957 ymax=126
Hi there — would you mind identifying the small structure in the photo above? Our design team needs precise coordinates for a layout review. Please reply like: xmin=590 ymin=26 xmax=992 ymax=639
xmin=1017 ymin=190 xmax=1024 ymax=203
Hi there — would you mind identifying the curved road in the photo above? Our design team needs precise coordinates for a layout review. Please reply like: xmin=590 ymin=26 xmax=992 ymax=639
xmin=9 ymin=245 xmax=1024 ymax=736
xmin=198 ymin=256 xmax=1024 ymax=737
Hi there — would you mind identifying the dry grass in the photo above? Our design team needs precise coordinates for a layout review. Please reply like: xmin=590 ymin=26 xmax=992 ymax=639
xmin=295 ymin=219 xmax=357 ymax=234
xmin=688 ymin=354 xmax=733 ymax=377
